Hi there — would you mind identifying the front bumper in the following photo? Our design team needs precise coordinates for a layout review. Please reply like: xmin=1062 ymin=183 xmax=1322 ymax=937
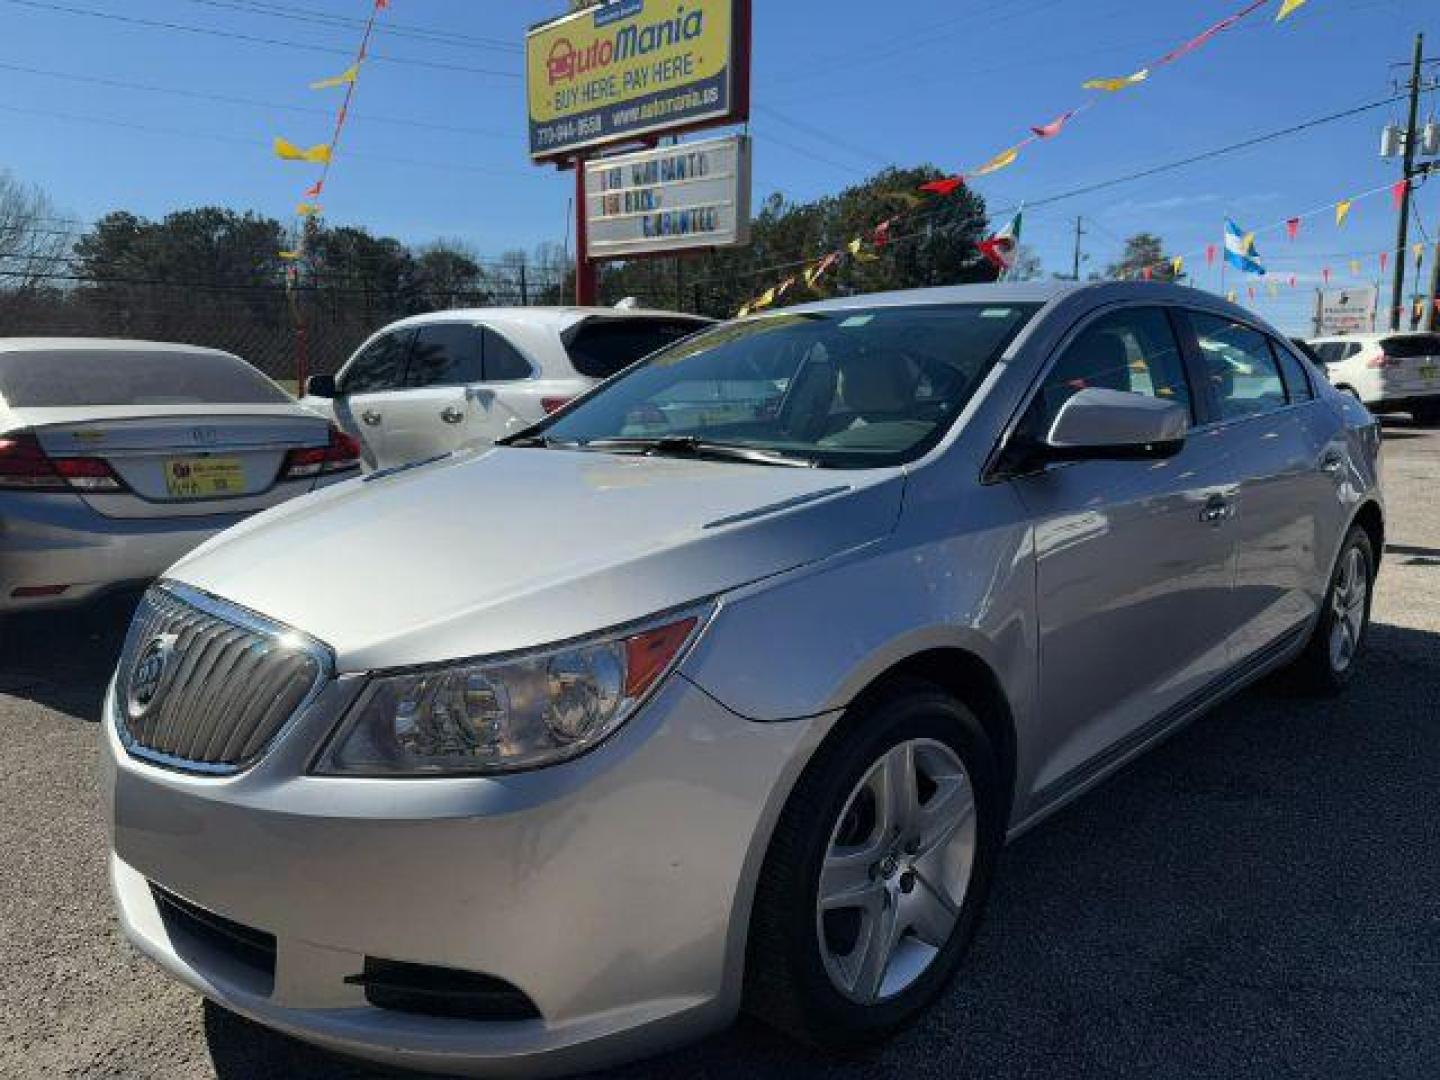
xmin=104 ymin=670 xmax=835 ymax=1077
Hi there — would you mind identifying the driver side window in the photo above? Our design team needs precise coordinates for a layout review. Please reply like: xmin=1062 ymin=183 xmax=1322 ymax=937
xmin=1027 ymin=307 xmax=1192 ymax=435
xmin=339 ymin=330 xmax=413 ymax=395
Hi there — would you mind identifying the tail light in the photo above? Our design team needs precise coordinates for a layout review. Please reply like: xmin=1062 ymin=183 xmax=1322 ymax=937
xmin=1366 ymin=349 xmax=1403 ymax=369
xmin=0 ymin=432 xmax=124 ymax=492
xmin=541 ymin=396 xmax=574 ymax=415
xmin=281 ymin=425 xmax=362 ymax=480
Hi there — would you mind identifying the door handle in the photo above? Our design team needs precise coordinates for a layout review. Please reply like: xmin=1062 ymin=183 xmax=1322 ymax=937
xmin=440 ymin=406 xmax=465 ymax=425
xmin=361 ymin=410 xmax=382 ymax=426
xmin=1199 ymin=495 xmax=1234 ymax=524
xmin=1320 ymin=452 xmax=1345 ymax=475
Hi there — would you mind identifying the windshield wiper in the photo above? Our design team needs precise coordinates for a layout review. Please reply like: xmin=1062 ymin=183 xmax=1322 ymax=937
xmin=497 ymin=433 xmax=576 ymax=449
xmin=579 ymin=436 xmax=818 ymax=469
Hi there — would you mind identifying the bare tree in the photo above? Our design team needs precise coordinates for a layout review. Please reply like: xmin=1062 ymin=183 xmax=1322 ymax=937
xmin=0 ymin=170 xmax=75 ymax=293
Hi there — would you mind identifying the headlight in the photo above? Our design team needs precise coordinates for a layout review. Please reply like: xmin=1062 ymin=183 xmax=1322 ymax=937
xmin=314 ymin=608 xmax=709 ymax=776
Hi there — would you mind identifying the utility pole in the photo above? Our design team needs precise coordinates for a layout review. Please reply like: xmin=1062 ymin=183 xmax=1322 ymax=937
xmin=1071 ymin=216 xmax=1085 ymax=281
xmin=1389 ymin=33 xmax=1424 ymax=331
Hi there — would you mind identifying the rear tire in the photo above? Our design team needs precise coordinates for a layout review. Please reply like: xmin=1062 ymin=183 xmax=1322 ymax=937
xmin=1289 ymin=525 xmax=1375 ymax=695
xmin=744 ymin=680 xmax=1002 ymax=1051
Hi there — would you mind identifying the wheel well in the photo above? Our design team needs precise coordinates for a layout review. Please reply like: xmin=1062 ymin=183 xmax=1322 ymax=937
xmin=1353 ymin=500 xmax=1385 ymax=559
xmin=847 ymin=649 xmax=1018 ymax=823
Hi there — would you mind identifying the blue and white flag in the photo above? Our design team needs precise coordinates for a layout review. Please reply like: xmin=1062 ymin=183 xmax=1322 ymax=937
xmin=1223 ymin=219 xmax=1265 ymax=276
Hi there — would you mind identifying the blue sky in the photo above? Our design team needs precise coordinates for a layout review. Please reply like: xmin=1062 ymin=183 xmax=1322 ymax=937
xmin=2 ymin=0 xmax=1438 ymax=332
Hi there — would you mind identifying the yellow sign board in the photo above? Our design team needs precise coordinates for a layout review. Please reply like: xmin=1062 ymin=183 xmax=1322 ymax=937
xmin=526 ymin=0 xmax=749 ymax=161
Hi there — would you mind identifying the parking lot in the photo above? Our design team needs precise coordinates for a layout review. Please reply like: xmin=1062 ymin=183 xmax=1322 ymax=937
xmin=1 ymin=421 xmax=1437 ymax=1080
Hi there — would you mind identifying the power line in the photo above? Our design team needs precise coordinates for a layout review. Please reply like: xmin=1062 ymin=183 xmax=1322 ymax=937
xmin=0 ymin=59 xmax=513 ymax=140
xmin=0 ymin=0 xmax=521 ymax=79
xmin=171 ymin=0 xmax=523 ymax=54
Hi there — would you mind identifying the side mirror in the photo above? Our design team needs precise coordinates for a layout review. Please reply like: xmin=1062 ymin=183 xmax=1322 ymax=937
xmin=305 ymin=373 xmax=338 ymax=399
xmin=1041 ymin=387 xmax=1188 ymax=462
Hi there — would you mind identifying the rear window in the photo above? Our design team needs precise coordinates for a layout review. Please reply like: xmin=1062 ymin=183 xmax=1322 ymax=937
xmin=1380 ymin=334 xmax=1440 ymax=359
xmin=0 ymin=349 xmax=290 ymax=408
xmin=564 ymin=318 xmax=708 ymax=380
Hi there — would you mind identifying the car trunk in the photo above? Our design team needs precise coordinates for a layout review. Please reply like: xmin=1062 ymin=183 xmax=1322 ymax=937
xmin=21 ymin=405 xmax=330 ymax=519
xmin=1378 ymin=334 xmax=1440 ymax=396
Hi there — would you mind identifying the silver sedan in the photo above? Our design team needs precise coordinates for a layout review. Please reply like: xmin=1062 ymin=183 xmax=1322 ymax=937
xmin=0 ymin=338 xmax=359 ymax=619
xmin=102 ymin=283 xmax=1383 ymax=1076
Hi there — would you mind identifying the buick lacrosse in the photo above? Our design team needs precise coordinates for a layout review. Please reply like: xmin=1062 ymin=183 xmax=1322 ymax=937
xmin=104 ymin=282 xmax=1383 ymax=1077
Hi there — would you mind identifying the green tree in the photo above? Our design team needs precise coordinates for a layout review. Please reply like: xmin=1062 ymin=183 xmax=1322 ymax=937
xmin=1105 ymin=232 xmax=1178 ymax=282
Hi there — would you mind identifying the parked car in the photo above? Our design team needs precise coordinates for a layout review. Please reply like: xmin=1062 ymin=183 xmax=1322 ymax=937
xmin=105 ymin=283 xmax=1382 ymax=1077
xmin=0 ymin=338 xmax=358 ymax=618
xmin=1305 ymin=331 xmax=1440 ymax=424
xmin=301 ymin=306 xmax=712 ymax=471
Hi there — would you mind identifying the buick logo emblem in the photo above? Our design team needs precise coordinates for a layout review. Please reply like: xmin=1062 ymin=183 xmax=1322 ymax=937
xmin=127 ymin=634 xmax=177 ymax=720
xmin=191 ymin=426 xmax=218 ymax=446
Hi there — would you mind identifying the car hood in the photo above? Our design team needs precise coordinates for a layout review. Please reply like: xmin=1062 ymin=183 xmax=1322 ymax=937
xmin=168 ymin=446 xmax=905 ymax=671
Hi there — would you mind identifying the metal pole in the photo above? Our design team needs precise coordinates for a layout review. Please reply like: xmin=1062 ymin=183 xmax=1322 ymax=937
xmin=574 ymin=156 xmax=598 ymax=306
xmin=1390 ymin=32 xmax=1424 ymax=331
xmin=519 ymin=262 xmax=529 ymax=307
xmin=1071 ymin=216 xmax=1084 ymax=281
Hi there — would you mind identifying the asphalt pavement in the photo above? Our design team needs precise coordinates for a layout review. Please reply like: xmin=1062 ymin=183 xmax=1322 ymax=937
xmin=3 ymin=421 xmax=1439 ymax=1080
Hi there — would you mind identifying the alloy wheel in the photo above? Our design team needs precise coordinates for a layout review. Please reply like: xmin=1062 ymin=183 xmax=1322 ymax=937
xmin=815 ymin=739 xmax=977 ymax=1004
xmin=1329 ymin=545 xmax=1369 ymax=674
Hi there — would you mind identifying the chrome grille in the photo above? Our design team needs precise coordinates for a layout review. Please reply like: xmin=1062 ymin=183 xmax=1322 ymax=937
xmin=114 ymin=583 xmax=332 ymax=775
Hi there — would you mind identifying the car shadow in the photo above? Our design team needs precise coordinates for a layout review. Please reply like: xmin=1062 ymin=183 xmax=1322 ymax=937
xmin=192 ymin=619 xmax=1440 ymax=1080
xmin=0 ymin=590 xmax=141 ymax=722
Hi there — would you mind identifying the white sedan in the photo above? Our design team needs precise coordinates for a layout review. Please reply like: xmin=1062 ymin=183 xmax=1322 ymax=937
xmin=301 ymin=306 xmax=712 ymax=471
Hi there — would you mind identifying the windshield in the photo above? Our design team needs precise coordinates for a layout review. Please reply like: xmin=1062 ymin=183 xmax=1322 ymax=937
xmin=538 ymin=303 xmax=1040 ymax=468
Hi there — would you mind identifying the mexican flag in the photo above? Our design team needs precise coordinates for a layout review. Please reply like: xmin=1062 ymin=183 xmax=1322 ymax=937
xmin=979 ymin=209 xmax=1023 ymax=277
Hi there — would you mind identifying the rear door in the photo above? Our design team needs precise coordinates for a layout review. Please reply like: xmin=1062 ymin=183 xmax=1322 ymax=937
xmin=331 ymin=328 xmax=414 ymax=469
xmin=382 ymin=322 xmax=485 ymax=465
xmin=1183 ymin=311 xmax=1334 ymax=661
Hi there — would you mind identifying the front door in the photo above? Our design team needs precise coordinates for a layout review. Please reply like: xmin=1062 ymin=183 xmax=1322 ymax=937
xmin=1010 ymin=305 xmax=1239 ymax=803
xmin=384 ymin=322 xmax=486 ymax=466
xmin=332 ymin=328 xmax=414 ymax=470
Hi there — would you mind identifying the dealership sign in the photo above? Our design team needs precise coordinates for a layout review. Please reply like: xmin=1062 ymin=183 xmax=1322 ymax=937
xmin=1317 ymin=285 xmax=1378 ymax=335
xmin=584 ymin=135 xmax=751 ymax=257
xmin=526 ymin=0 xmax=750 ymax=161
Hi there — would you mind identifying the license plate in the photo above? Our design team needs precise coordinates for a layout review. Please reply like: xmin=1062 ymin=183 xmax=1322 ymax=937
xmin=1420 ymin=364 xmax=1438 ymax=380
xmin=164 ymin=457 xmax=245 ymax=498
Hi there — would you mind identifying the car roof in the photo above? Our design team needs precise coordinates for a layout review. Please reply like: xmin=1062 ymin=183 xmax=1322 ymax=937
xmin=781 ymin=280 xmax=1259 ymax=321
xmin=0 ymin=337 xmax=240 ymax=358
xmin=377 ymin=307 xmax=713 ymax=334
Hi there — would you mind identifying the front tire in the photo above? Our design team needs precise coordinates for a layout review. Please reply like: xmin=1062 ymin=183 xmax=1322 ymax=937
xmin=1290 ymin=525 xmax=1375 ymax=694
xmin=744 ymin=681 xmax=1002 ymax=1051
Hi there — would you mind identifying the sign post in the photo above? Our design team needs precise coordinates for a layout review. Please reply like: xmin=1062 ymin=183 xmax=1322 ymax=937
xmin=526 ymin=0 xmax=752 ymax=307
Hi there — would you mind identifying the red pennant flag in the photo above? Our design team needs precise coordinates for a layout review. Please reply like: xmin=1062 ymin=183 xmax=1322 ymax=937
xmin=1142 ymin=266 xmax=1153 ymax=281
xmin=1391 ymin=178 xmax=1408 ymax=210
xmin=1205 ymin=244 xmax=1217 ymax=267
xmin=1322 ymin=266 xmax=1331 ymax=284
xmin=1031 ymin=109 xmax=1078 ymax=140
xmin=872 ymin=218 xmax=894 ymax=249
xmin=1380 ymin=251 xmax=1389 ymax=273
xmin=919 ymin=176 xmax=965 ymax=197
xmin=1285 ymin=218 xmax=1300 ymax=241
xmin=303 ymin=180 xmax=324 ymax=198
xmin=1288 ymin=275 xmax=1296 ymax=287
xmin=1247 ymin=286 xmax=1256 ymax=301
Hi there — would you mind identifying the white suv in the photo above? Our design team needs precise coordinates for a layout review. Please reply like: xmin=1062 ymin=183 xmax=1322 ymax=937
xmin=302 ymin=307 xmax=711 ymax=470
xmin=1306 ymin=331 xmax=1440 ymax=425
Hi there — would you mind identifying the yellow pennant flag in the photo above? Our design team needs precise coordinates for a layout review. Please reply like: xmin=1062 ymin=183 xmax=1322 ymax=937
xmin=972 ymin=146 xmax=1020 ymax=177
xmin=1276 ymin=0 xmax=1309 ymax=21
xmin=1415 ymin=243 xmax=1426 ymax=262
xmin=278 ymin=249 xmax=303 ymax=261
xmin=1082 ymin=69 xmax=1149 ymax=93
xmin=311 ymin=64 xmax=359 ymax=91
xmin=296 ymin=202 xmax=322 ymax=217
xmin=1349 ymin=259 xmax=1361 ymax=276
xmin=1171 ymin=255 xmax=1184 ymax=276
xmin=1226 ymin=290 xmax=1237 ymax=303
xmin=736 ymin=303 xmax=751 ymax=318
xmin=754 ymin=287 xmax=777 ymax=310
xmin=847 ymin=237 xmax=880 ymax=263
xmin=274 ymin=137 xmax=332 ymax=164
xmin=1335 ymin=200 xmax=1352 ymax=227
xmin=1267 ymin=282 xmax=1278 ymax=298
